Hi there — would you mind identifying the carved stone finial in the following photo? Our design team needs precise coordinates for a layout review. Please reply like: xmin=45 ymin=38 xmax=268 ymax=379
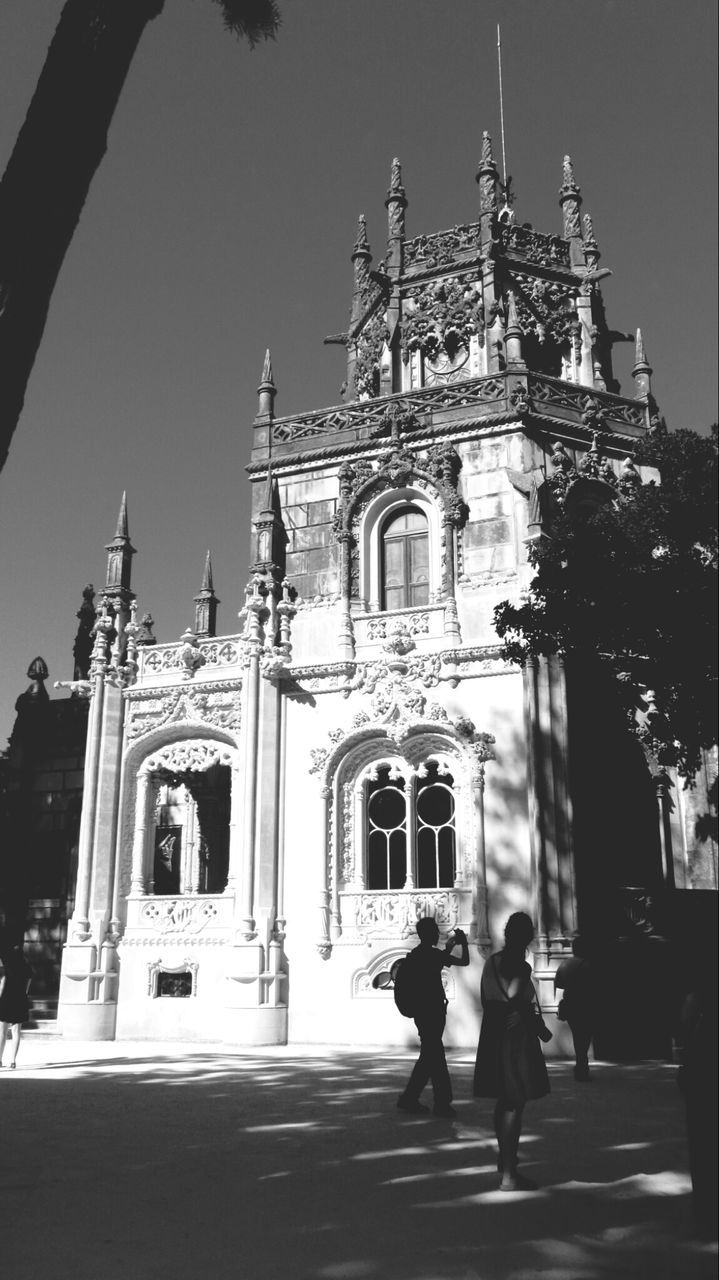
xmin=73 ymin=583 xmax=96 ymax=681
xmin=115 ymin=490 xmax=129 ymax=539
xmin=194 ymin=550 xmax=220 ymax=638
xmin=256 ymin=348 xmax=277 ymax=421
xmin=505 ymin=290 xmax=524 ymax=366
xmin=632 ymin=327 xmax=653 ymax=400
xmin=559 ymin=154 xmax=582 ymax=242
xmin=476 ymin=131 xmax=500 ymax=224
xmin=135 ymin=612 xmax=156 ymax=647
xmin=583 ymin=212 xmax=600 ymax=268
xmin=103 ymin=492 xmax=136 ymax=610
xmin=385 ymin=159 xmax=407 ymax=272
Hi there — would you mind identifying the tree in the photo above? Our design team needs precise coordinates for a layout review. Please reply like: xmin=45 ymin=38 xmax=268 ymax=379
xmin=0 ymin=0 xmax=280 ymax=474
xmin=494 ymin=425 xmax=718 ymax=779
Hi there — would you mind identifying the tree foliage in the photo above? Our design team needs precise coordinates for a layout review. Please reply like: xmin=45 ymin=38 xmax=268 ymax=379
xmin=494 ymin=425 xmax=718 ymax=779
xmin=0 ymin=0 xmax=280 ymax=475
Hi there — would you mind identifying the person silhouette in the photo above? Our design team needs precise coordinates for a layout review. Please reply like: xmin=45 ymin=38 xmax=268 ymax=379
xmin=473 ymin=912 xmax=550 ymax=1190
xmin=396 ymin=917 xmax=469 ymax=1118
xmin=0 ymin=945 xmax=32 ymax=1070
xmin=554 ymin=935 xmax=596 ymax=1081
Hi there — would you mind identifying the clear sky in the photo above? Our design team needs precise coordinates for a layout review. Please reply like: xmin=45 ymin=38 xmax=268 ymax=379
xmin=0 ymin=0 xmax=716 ymax=742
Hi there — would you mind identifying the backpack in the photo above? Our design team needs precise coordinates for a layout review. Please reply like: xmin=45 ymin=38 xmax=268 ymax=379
xmin=392 ymin=951 xmax=421 ymax=1018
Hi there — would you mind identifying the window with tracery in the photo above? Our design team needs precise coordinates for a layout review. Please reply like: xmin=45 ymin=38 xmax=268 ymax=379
xmin=366 ymin=761 xmax=456 ymax=890
xmin=151 ymin=762 xmax=230 ymax=895
xmin=381 ymin=506 xmax=429 ymax=610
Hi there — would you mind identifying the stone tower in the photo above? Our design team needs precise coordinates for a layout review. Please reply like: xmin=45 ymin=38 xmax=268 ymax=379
xmin=57 ymin=142 xmax=672 ymax=1046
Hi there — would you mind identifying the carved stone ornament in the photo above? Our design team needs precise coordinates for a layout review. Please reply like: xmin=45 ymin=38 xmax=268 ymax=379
xmin=144 ymin=740 xmax=235 ymax=775
xmin=307 ymin=667 xmax=495 ymax=787
xmin=498 ymin=222 xmax=570 ymax=269
xmin=403 ymin=223 xmax=479 ymax=270
xmin=125 ymin=685 xmax=242 ymax=740
xmin=354 ymin=308 xmax=390 ymax=399
xmin=401 ymin=277 xmax=482 ymax=364
xmin=509 ymin=271 xmax=576 ymax=349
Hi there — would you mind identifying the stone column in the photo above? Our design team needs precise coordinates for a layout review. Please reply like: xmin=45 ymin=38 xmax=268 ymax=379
xmin=130 ymin=769 xmax=153 ymax=894
xmin=523 ymin=655 xmax=576 ymax=959
xmin=472 ymin=768 xmax=490 ymax=945
xmin=224 ymin=762 xmax=242 ymax=895
xmin=239 ymin=648 xmax=260 ymax=938
xmin=70 ymin=672 xmax=105 ymax=938
xmin=404 ymin=770 xmax=417 ymax=889
xmin=317 ymin=787 xmax=332 ymax=956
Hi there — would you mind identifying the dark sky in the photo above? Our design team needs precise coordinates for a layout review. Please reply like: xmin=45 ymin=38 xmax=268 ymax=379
xmin=0 ymin=0 xmax=716 ymax=738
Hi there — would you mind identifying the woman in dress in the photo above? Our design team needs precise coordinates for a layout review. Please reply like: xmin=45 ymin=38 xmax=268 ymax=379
xmin=0 ymin=944 xmax=32 ymax=1070
xmin=473 ymin=912 xmax=550 ymax=1191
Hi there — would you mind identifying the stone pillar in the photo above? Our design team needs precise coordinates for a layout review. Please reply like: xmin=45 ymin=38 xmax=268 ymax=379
xmin=404 ymin=770 xmax=417 ymax=890
xmin=317 ymin=787 xmax=332 ymax=956
xmin=472 ymin=768 xmax=491 ymax=946
xmin=654 ymin=771 xmax=676 ymax=890
xmin=523 ymin=656 xmax=576 ymax=959
xmin=239 ymin=649 xmax=260 ymax=938
xmin=130 ymin=768 xmax=153 ymax=894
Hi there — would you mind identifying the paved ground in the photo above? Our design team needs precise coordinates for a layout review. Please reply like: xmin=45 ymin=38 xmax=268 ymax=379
xmin=1 ymin=1038 xmax=716 ymax=1280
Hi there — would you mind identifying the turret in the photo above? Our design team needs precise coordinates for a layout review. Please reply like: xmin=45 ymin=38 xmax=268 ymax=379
xmin=255 ymin=348 xmax=277 ymax=424
xmin=194 ymin=550 xmax=220 ymax=638
xmin=384 ymin=158 xmax=407 ymax=277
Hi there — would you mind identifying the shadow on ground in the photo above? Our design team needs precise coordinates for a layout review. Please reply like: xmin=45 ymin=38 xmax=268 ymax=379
xmin=1 ymin=1052 xmax=715 ymax=1280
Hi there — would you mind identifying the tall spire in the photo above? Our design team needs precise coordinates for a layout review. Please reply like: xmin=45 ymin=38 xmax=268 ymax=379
xmin=194 ymin=550 xmax=219 ymax=638
xmin=103 ymin=492 xmax=136 ymax=608
xmin=384 ymin=158 xmax=407 ymax=276
xmin=632 ymin=328 xmax=653 ymax=399
xmin=255 ymin=348 xmax=277 ymax=423
xmin=476 ymin=131 xmax=500 ymax=244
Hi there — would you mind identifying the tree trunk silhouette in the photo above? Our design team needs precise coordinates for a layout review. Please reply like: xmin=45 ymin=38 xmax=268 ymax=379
xmin=0 ymin=0 xmax=165 ymax=474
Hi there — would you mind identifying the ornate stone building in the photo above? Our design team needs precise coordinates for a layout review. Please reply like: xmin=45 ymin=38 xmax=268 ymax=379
xmin=44 ymin=138 xmax=714 ymax=1046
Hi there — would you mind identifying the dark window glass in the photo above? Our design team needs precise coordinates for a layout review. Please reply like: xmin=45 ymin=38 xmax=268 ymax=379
xmin=416 ymin=764 xmax=456 ymax=888
xmin=366 ymin=768 xmax=407 ymax=890
xmin=381 ymin=507 xmax=429 ymax=610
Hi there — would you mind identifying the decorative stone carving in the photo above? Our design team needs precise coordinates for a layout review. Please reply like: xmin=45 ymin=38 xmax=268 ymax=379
xmin=355 ymin=308 xmax=390 ymax=399
xmin=509 ymin=271 xmax=576 ymax=350
xmin=401 ymin=278 xmax=481 ymax=365
xmin=141 ymin=899 xmax=219 ymax=935
xmin=404 ymin=224 xmax=479 ymax=270
xmin=498 ymin=222 xmax=570 ymax=269
xmin=144 ymin=741 xmax=235 ymax=775
xmin=125 ymin=685 xmax=242 ymax=740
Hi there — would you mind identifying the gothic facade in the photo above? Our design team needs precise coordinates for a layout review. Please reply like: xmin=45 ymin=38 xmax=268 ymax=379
xmin=40 ymin=138 xmax=712 ymax=1047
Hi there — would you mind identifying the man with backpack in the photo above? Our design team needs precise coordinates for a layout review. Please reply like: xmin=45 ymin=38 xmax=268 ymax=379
xmin=395 ymin=916 xmax=470 ymax=1117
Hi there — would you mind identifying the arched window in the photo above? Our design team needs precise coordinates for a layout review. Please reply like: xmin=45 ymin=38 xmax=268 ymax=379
xmin=366 ymin=761 xmax=456 ymax=891
xmin=381 ymin=506 xmax=429 ymax=610
xmin=367 ymin=767 xmax=407 ymax=889
xmin=416 ymin=762 xmax=456 ymax=888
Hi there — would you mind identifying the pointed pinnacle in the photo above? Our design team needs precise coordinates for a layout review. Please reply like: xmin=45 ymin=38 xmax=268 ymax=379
xmin=635 ymin=328 xmax=647 ymax=364
xmin=560 ymin=154 xmax=580 ymax=195
xmin=260 ymin=348 xmax=274 ymax=387
xmin=353 ymin=214 xmax=371 ymax=254
xmin=388 ymin=157 xmax=406 ymax=196
xmin=201 ymin=550 xmax=214 ymax=593
xmin=115 ymin=491 xmax=129 ymax=538
xmin=481 ymin=131 xmax=495 ymax=166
